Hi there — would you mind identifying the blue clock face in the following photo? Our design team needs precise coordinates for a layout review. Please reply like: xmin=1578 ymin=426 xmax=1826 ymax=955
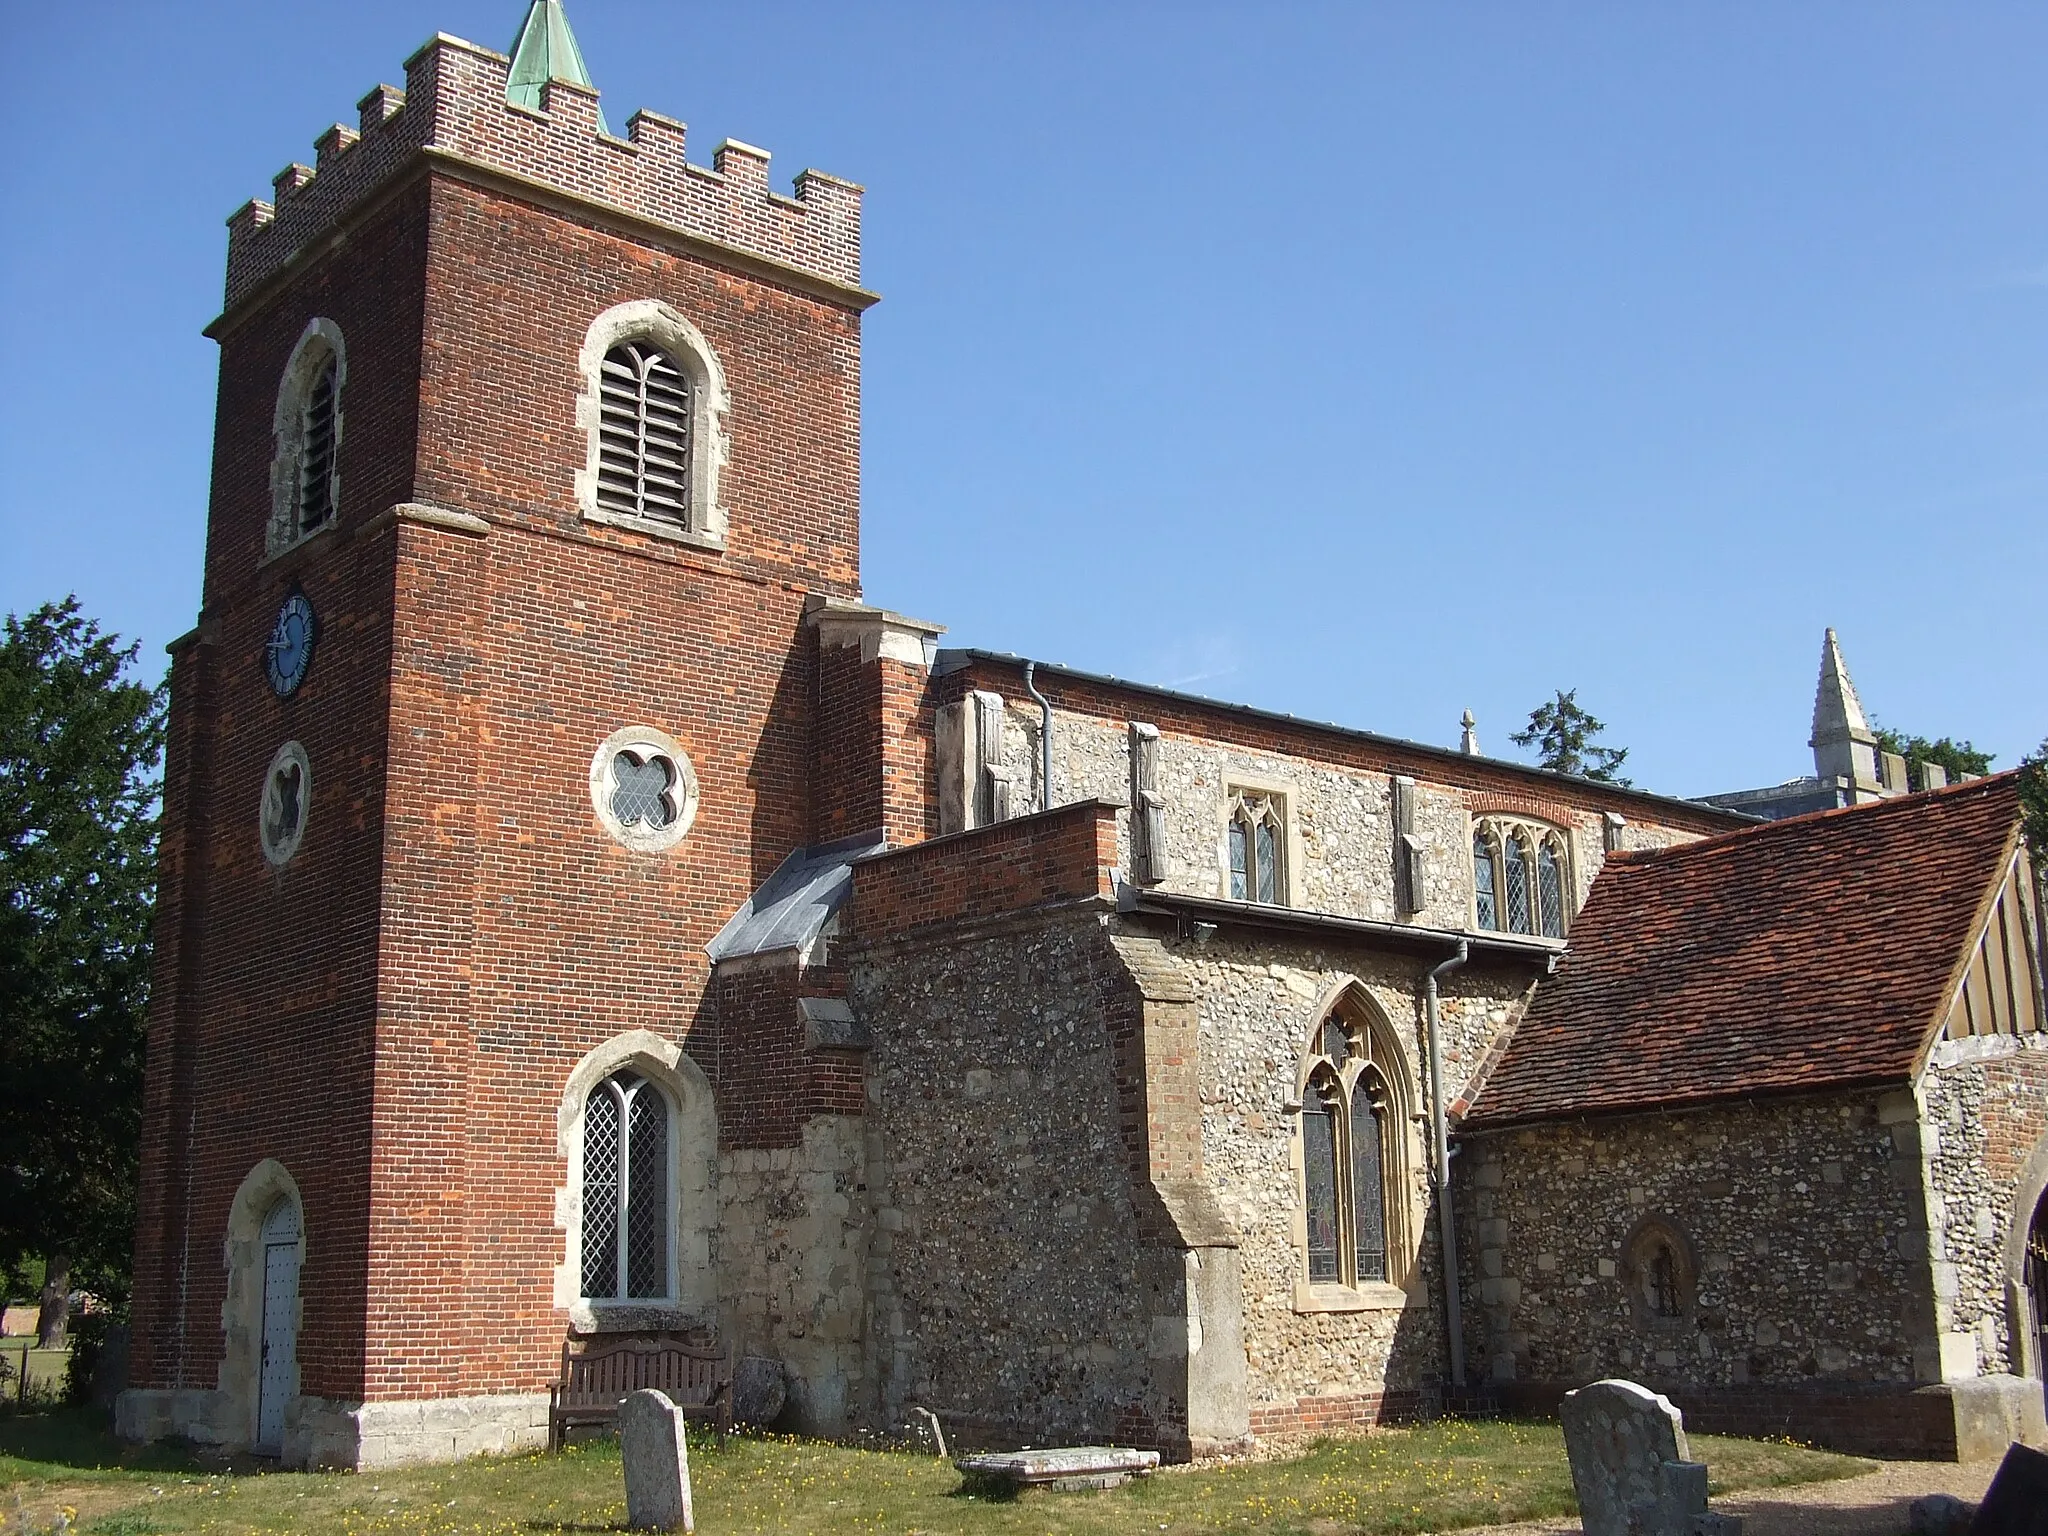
xmin=265 ymin=593 xmax=317 ymax=697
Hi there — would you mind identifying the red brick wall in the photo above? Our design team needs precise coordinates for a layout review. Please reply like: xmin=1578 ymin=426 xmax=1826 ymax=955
xmin=847 ymin=800 xmax=1119 ymax=942
xmin=135 ymin=151 xmax=874 ymax=1408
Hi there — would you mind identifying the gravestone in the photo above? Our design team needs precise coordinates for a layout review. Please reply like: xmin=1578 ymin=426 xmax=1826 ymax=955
xmin=1970 ymin=1440 xmax=2048 ymax=1536
xmin=956 ymin=1446 xmax=1160 ymax=1492
xmin=1559 ymin=1379 xmax=1741 ymax=1536
xmin=620 ymin=1388 xmax=694 ymax=1533
xmin=730 ymin=1355 xmax=786 ymax=1428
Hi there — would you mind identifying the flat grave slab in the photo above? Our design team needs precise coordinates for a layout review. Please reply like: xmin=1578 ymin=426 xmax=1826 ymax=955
xmin=956 ymin=1446 xmax=1161 ymax=1491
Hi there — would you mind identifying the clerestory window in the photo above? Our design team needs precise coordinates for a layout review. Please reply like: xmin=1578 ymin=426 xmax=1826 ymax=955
xmin=1472 ymin=817 xmax=1572 ymax=938
xmin=580 ymin=1070 xmax=673 ymax=1302
xmin=596 ymin=342 xmax=692 ymax=526
xmin=1228 ymin=791 xmax=1287 ymax=905
xmin=1299 ymin=996 xmax=1413 ymax=1293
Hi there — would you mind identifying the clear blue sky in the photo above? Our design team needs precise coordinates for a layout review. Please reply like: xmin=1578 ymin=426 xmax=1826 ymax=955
xmin=3 ymin=2 xmax=2042 ymax=799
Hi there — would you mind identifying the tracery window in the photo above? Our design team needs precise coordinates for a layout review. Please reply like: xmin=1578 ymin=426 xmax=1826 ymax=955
xmin=1472 ymin=817 xmax=1573 ymax=938
xmin=1299 ymin=996 xmax=1412 ymax=1291
xmin=596 ymin=341 xmax=692 ymax=526
xmin=580 ymin=1070 xmax=672 ymax=1302
xmin=1228 ymin=791 xmax=1287 ymax=905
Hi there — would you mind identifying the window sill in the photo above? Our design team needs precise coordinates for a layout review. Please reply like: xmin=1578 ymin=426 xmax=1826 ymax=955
xmin=568 ymin=1301 xmax=709 ymax=1335
xmin=1292 ymin=1280 xmax=1413 ymax=1314
xmin=581 ymin=507 xmax=726 ymax=553
xmin=259 ymin=520 xmax=337 ymax=570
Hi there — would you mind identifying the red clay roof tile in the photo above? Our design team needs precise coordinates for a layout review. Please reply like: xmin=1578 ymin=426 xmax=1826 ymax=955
xmin=1463 ymin=773 xmax=2026 ymax=1128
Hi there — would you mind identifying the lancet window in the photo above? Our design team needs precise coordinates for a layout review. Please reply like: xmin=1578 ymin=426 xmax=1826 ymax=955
xmin=580 ymin=1070 xmax=672 ymax=1302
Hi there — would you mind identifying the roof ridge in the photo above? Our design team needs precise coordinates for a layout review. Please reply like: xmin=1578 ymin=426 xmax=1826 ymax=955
xmin=1615 ymin=770 xmax=2021 ymax=866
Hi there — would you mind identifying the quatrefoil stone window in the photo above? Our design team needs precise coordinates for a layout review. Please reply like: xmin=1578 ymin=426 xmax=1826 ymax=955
xmin=589 ymin=726 xmax=699 ymax=852
xmin=259 ymin=740 xmax=312 ymax=867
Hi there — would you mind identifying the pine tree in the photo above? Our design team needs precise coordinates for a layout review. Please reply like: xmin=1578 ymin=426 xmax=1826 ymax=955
xmin=1510 ymin=689 xmax=1632 ymax=786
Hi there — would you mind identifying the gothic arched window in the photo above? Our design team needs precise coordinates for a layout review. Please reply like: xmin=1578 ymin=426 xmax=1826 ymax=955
xmin=1622 ymin=1217 xmax=1694 ymax=1327
xmin=1472 ymin=817 xmax=1574 ymax=938
xmin=1298 ymin=996 xmax=1412 ymax=1291
xmin=1228 ymin=791 xmax=1287 ymax=905
xmin=580 ymin=1070 xmax=673 ymax=1302
xmin=596 ymin=341 xmax=692 ymax=526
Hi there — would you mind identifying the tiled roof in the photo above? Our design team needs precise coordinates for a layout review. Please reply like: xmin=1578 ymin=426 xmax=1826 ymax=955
xmin=1463 ymin=774 xmax=2026 ymax=1128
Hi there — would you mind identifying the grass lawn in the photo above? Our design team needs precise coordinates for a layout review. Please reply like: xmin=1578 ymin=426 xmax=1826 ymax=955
xmin=0 ymin=1408 xmax=1871 ymax=1536
xmin=0 ymin=1344 xmax=69 ymax=1402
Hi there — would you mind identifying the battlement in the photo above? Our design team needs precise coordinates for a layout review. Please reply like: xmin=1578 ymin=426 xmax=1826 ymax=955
xmin=221 ymin=32 xmax=866 ymax=314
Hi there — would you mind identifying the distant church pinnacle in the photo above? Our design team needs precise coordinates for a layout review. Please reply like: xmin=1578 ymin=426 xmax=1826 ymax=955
xmin=506 ymin=0 xmax=610 ymax=135
xmin=1809 ymin=627 xmax=1880 ymax=790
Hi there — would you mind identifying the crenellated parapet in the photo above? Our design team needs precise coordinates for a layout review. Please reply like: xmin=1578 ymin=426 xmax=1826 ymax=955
xmin=222 ymin=32 xmax=865 ymax=314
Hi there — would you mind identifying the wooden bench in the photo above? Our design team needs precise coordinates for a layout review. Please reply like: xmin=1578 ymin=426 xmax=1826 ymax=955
xmin=548 ymin=1337 xmax=733 ymax=1451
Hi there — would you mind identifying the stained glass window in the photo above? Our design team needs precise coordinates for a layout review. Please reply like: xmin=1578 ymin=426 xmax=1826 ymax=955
xmin=1537 ymin=840 xmax=1565 ymax=939
xmin=1350 ymin=1084 xmax=1387 ymax=1283
xmin=581 ymin=1070 xmax=671 ymax=1301
xmin=1473 ymin=831 xmax=1498 ymax=930
xmin=1504 ymin=835 xmax=1532 ymax=934
xmin=1321 ymin=1016 xmax=1349 ymax=1064
xmin=1303 ymin=1084 xmax=1340 ymax=1284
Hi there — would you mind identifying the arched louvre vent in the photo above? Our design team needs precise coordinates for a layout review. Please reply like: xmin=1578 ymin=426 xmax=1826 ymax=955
xmin=298 ymin=358 xmax=338 ymax=530
xmin=598 ymin=343 xmax=692 ymax=525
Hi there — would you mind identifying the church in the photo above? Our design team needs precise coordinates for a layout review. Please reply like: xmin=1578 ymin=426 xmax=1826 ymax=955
xmin=117 ymin=2 xmax=2048 ymax=1470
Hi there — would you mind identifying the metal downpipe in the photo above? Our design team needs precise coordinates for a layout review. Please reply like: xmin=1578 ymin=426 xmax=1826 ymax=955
xmin=1427 ymin=940 xmax=1470 ymax=1391
xmin=1023 ymin=661 xmax=1054 ymax=813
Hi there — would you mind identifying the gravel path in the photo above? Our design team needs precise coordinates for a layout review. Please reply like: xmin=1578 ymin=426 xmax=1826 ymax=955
xmin=1432 ymin=1458 xmax=1999 ymax=1536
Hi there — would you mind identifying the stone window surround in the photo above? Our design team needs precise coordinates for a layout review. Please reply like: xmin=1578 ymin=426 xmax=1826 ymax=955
xmin=1287 ymin=977 xmax=1422 ymax=1314
xmin=266 ymin=318 xmax=346 ymax=559
xmin=1619 ymin=1213 xmax=1698 ymax=1332
xmin=1469 ymin=812 xmax=1574 ymax=938
xmin=554 ymin=1030 xmax=717 ymax=1335
xmin=1216 ymin=774 xmax=1305 ymax=908
xmin=574 ymin=299 xmax=729 ymax=550
xmin=588 ymin=725 xmax=701 ymax=854
xmin=259 ymin=740 xmax=312 ymax=868
xmin=219 ymin=1159 xmax=305 ymax=1449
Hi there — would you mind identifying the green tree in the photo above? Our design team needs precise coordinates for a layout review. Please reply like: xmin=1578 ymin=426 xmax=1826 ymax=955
xmin=1510 ymin=689 xmax=1632 ymax=786
xmin=2022 ymin=739 xmax=2047 ymax=882
xmin=1871 ymin=726 xmax=1996 ymax=792
xmin=0 ymin=598 xmax=165 ymax=1347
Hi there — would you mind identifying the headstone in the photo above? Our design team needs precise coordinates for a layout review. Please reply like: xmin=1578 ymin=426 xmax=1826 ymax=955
xmin=956 ymin=1446 xmax=1160 ymax=1492
xmin=1971 ymin=1441 xmax=2048 ymax=1536
xmin=1908 ymin=1493 xmax=1973 ymax=1536
xmin=619 ymin=1389 xmax=694 ymax=1533
xmin=730 ymin=1355 xmax=786 ymax=1428
xmin=907 ymin=1405 xmax=947 ymax=1458
xmin=1560 ymin=1379 xmax=1741 ymax=1536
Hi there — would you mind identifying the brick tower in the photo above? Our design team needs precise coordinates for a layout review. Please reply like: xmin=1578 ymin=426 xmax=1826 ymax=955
xmin=121 ymin=4 xmax=903 ymax=1465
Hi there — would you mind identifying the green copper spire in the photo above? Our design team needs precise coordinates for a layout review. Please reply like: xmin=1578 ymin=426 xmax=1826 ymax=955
xmin=506 ymin=0 xmax=610 ymax=134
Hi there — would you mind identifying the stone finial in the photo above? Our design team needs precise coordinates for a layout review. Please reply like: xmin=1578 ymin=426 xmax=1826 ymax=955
xmin=1810 ymin=628 xmax=1880 ymax=792
xmin=1460 ymin=709 xmax=1481 ymax=757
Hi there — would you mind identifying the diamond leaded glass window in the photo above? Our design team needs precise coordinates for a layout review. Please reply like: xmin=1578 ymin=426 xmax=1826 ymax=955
xmin=1474 ymin=817 xmax=1574 ymax=937
xmin=580 ymin=1070 xmax=671 ymax=1301
xmin=1302 ymin=1081 xmax=1340 ymax=1284
xmin=611 ymin=751 xmax=677 ymax=830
